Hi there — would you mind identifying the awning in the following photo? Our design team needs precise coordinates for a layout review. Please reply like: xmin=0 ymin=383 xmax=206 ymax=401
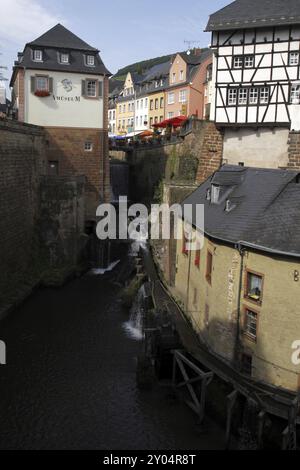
xmin=152 ymin=116 xmax=188 ymax=129
xmin=138 ymin=130 xmax=154 ymax=138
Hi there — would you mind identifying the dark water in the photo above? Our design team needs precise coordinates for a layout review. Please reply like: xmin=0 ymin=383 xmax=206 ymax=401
xmin=0 ymin=273 xmax=225 ymax=450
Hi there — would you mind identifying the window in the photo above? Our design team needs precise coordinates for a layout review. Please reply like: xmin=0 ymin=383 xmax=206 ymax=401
xmin=136 ymin=101 xmax=139 ymax=110
xmin=244 ymin=56 xmax=254 ymax=68
xmin=241 ymin=354 xmax=252 ymax=376
xmin=260 ymin=87 xmax=270 ymax=104
xmin=238 ymin=88 xmax=248 ymax=105
xmin=87 ymin=55 xmax=95 ymax=66
xmin=33 ymin=50 xmax=43 ymax=62
xmin=154 ymin=116 xmax=158 ymax=124
xmin=211 ymin=184 xmax=220 ymax=204
xmin=168 ymin=92 xmax=175 ymax=105
xmin=168 ymin=112 xmax=174 ymax=119
xmin=150 ymin=117 xmax=153 ymax=126
xmin=179 ymin=90 xmax=187 ymax=103
xmin=289 ymin=52 xmax=299 ymax=66
xmin=145 ymin=98 xmax=148 ymax=108
xmin=233 ymin=56 xmax=243 ymax=69
xmin=160 ymin=115 xmax=163 ymax=122
xmin=228 ymin=88 xmax=237 ymax=105
xmin=155 ymin=80 xmax=159 ymax=88
xmin=206 ymin=251 xmax=213 ymax=284
xmin=60 ymin=53 xmax=69 ymax=64
xmin=86 ymin=80 xmax=97 ymax=97
xmin=249 ymin=88 xmax=259 ymax=104
xmin=244 ymin=308 xmax=258 ymax=340
xmin=118 ymin=120 xmax=121 ymax=129
xmin=160 ymin=79 xmax=164 ymax=86
xmin=160 ymin=97 xmax=164 ymax=108
xmin=290 ymin=83 xmax=300 ymax=104
xmin=123 ymin=104 xmax=126 ymax=113
xmin=195 ymin=248 xmax=201 ymax=268
xmin=150 ymin=100 xmax=154 ymax=110
xmin=36 ymin=76 xmax=48 ymax=91
xmin=144 ymin=116 xmax=147 ymax=124
xmin=119 ymin=105 xmax=122 ymax=113
xmin=84 ymin=141 xmax=93 ymax=152
xmin=140 ymin=99 xmax=143 ymax=108
xmin=246 ymin=271 xmax=263 ymax=303
xmin=172 ymin=72 xmax=176 ymax=83
xmin=155 ymin=98 xmax=159 ymax=110
xmin=180 ymin=70 xmax=184 ymax=81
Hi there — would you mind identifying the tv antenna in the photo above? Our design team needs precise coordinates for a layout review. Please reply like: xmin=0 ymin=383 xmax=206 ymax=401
xmin=184 ymin=40 xmax=202 ymax=55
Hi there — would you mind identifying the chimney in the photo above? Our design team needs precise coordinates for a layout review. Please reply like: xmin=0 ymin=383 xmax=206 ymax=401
xmin=193 ymin=48 xmax=202 ymax=56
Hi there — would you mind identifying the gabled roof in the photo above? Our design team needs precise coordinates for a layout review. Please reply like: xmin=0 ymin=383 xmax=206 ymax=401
xmin=182 ymin=165 xmax=300 ymax=257
xmin=206 ymin=0 xmax=300 ymax=31
xmin=10 ymin=24 xmax=110 ymax=83
xmin=28 ymin=24 xmax=98 ymax=51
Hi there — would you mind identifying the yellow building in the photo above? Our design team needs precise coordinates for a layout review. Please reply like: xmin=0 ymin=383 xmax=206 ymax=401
xmin=148 ymin=91 xmax=165 ymax=127
xmin=115 ymin=72 xmax=135 ymax=135
xmin=174 ymin=165 xmax=300 ymax=393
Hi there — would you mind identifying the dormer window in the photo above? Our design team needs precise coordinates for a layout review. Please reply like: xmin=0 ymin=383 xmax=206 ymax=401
xmin=211 ymin=184 xmax=220 ymax=204
xmin=86 ymin=55 xmax=95 ymax=67
xmin=60 ymin=53 xmax=69 ymax=64
xmin=33 ymin=50 xmax=43 ymax=62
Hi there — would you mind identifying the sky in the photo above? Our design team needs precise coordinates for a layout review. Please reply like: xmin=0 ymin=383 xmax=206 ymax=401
xmin=0 ymin=0 xmax=230 ymax=89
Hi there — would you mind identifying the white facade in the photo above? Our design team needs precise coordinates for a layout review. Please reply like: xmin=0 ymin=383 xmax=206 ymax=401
xmin=108 ymin=107 xmax=116 ymax=135
xmin=211 ymin=26 xmax=300 ymax=130
xmin=135 ymin=96 xmax=148 ymax=132
xmin=24 ymin=69 xmax=104 ymax=128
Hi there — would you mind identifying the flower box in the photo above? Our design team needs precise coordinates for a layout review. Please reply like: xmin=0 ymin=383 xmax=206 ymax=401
xmin=34 ymin=90 xmax=50 ymax=97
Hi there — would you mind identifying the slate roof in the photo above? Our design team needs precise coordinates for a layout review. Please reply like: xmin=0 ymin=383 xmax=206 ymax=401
xmin=206 ymin=0 xmax=300 ymax=31
xmin=10 ymin=24 xmax=110 ymax=83
xmin=182 ymin=165 xmax=300 ymax=257
xmin=28 ymin=24 xmax=98 ymax=51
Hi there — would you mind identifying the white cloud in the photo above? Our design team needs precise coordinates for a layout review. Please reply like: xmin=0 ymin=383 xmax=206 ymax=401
xmin=0 ymin=0 xmax=64 ymax=47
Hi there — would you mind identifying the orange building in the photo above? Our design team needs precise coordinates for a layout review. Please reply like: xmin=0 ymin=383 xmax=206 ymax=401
xmin=165 ymin=50 xmax=212 ymax=120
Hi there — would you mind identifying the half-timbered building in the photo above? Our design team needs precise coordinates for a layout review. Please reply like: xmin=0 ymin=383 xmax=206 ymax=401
xmin=206 ymin=0 xmax=300 ymax=168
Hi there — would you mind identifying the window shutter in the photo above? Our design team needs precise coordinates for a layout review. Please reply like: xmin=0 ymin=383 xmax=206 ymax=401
xmin=31 ymin=76 xmax=36 ymax=93
xmin=48 ymin=77 xmax=53 ymax=94
xmin=98 ymin=81 xmax=103 ymax=98
xmin=82 ymin=80 xmax=86 ymax=97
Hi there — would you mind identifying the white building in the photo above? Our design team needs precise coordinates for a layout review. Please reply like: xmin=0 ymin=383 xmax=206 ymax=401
xmin=206 ymin=0 xmax=300 ymax=168
xmin=10 ymin=23 xmax=111 ymax=216
xmin=135 ymin=94 xmax=148 ymax=132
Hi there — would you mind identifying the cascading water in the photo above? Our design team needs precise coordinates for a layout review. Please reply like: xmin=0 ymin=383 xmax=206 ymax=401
xmin=123 ymin=284 xmax=146 ymax=341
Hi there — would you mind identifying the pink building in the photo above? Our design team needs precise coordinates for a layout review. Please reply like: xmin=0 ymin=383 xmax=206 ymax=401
xmin=165 ymin=49 xmax=212 ymax=120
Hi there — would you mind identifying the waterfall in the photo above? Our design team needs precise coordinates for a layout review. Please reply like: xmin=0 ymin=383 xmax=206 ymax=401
xmin=123 ymin=284 xmax=146 ymax=341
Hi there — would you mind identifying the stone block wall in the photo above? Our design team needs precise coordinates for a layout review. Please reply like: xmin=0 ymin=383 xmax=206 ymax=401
xmin=287 ymin=131 xmax=300 ymax=170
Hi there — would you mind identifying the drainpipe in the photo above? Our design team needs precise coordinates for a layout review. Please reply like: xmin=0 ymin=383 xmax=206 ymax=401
xmin=235 ymin=243 xmax=246 ymax=366
xmin=185 ymin=248 xmax=192 ymax=314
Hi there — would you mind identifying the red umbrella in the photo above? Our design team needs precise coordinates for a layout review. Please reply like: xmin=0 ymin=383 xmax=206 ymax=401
xmin=152 ymin=116 xmax=188 ymax=129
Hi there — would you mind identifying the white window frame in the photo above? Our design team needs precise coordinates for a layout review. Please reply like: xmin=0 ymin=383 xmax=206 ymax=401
xmin=228 ymin=88 xmax=237 ymax=105
xmin=87 ymin=55 xmax=95 ymax=67
xmin=84 ymin=141 xmax=93 ymax=152
xmin=33 ymin=50 xmax=43 ymax=62
xmin=244 ymin=56 xmax=254 ymax=68
xmin=260 ymin=87 xmax=270 ymax=104
xmin=211 ymin=184 xmax=220 ymax=204
xmin=249 ymin=88 xmax=259 ymax=104
xmin=168 ymin=92 xmax=175 ymax=105
xmin=86 ymin=80 xmax=97 ymax=97
xmin=245 ymin=309 xmax=257 ymax=340
xmin=36 ymin=76 xmax=49 ymax=91
xmin=179 ymin=90 xmax=187 ymax=103
xmin=60 ymin=53 xmax=69 ymax=64
xmin=233 ymin=56 xmax=243 ymax=69
xmin=238 ymin=88 xmax=248 ymax=105
xmin=289 ymin=52 xmax=299 ymax=66
xmin=172 ymin=72 xmax=176 ymax=83
xmin=290 ymin=83 xmax=300 ymax=104
xmin=180 ymin=70 xmax=184 ymax=81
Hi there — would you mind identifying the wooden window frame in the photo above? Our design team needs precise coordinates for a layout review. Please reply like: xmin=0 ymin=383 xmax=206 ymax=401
xmin=206 ymin=250 xmax=213 ymax=285
xmin=244 ymin=269 xmax=264 ymax=306
xmin=243 ymin=305 xmax=259 ymax=343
